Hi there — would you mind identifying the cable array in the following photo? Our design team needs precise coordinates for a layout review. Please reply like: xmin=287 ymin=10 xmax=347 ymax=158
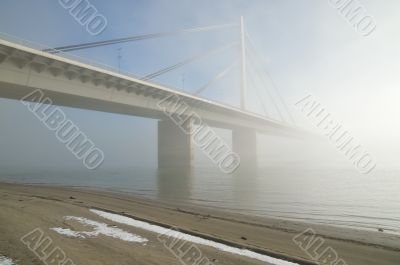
xmin=43 ymin=21 xmax=295 ymax=125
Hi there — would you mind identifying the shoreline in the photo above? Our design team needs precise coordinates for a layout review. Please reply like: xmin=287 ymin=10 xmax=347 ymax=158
xmin=0 ymin=182 xmax=399 ymax=265
xmin=3 ymin=180 xmax=398 ymax=238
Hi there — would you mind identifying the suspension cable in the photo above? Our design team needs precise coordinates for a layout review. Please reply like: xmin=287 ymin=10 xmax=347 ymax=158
xmin=247 ymin=72 xmax=270 ymax=117
xmin=141 ymin=42 xmax=238 ymax=81
xmin=245 ymin=33 xmax=296 ymax=125
xmin=247 ymin=56 xmax=285 ymax=121
xmin=194 ymin=59 xmax=239 ymax=95
xmin=44 ymin=23 xmax=238 ymax=53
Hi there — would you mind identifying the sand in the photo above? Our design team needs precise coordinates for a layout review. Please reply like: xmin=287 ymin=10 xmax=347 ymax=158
xmin=0 ymin=183 xmax=399 ymax=265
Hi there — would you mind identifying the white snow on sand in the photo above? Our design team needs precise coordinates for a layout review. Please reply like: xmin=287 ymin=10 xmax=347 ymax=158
xmin=0 ymin=256 xmax=16 ymax=265
xmin=51 ymin=216 xmax=148 ymax=243
xmin=90 ymin=209 xmax=300 ymax=265
xmin=50 ymin=227 xmax=86 ymax=238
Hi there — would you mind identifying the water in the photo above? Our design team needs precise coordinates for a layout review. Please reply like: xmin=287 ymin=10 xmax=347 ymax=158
xmin=1 ymin=164 xmax=399 ymax=235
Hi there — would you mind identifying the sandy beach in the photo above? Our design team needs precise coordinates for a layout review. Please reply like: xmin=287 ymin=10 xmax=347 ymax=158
xmin=0 ymin=182 xmax=399 ymax=265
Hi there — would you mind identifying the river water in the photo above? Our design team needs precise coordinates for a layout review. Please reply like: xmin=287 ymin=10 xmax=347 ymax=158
xmin=1 ymin=164 xmax=399 ymax=235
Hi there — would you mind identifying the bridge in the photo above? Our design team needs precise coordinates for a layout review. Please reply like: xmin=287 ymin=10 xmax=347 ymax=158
xmin=0 ymin=18 xmax=303 ymax=171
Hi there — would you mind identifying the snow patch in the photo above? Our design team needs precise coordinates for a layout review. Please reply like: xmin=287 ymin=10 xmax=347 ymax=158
xmin=50 ymin=227 xmax=85 ymax=238
xmin=0 ymin=256 xmax=16 ymax=265
xmin=90 ymin=209 xmax=300 ymax=265
xmin=51 ymin=216 xmax=148 ymax=243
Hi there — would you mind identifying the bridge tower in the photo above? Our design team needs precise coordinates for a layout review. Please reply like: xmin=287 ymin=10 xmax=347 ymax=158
xmin=235 ymin=16 xmax=257 ymax=170
xmin=240 ymin=16 xmax=247 ymax=110
xmin=158 ymin=16 xmax=257 ymax=171
xmin=17 ymin=16 xmax=262 ymax=172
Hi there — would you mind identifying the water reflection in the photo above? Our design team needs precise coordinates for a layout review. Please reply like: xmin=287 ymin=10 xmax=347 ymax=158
xmin=231 ymin=165 xmax=259 ymax=210
xmin=157 ymin=167 xmax=194 ymax=202
xmin=1 ymin=165 xmax=399 ymax=234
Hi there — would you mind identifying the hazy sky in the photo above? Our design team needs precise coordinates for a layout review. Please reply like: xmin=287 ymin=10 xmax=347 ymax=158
xmin=0 ymin=0 xmax=399 ymax=171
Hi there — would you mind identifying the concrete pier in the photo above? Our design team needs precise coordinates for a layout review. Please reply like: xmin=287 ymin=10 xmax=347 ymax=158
xmin=158 ymin=120 xmax=193 ymax=168
xmin=232 ymin=128 xmax=257 ymax=169
xmin=158 ymin=121 xmax=257 ymax=170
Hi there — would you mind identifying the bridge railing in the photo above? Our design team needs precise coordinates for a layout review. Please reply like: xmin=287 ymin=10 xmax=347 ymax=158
xmin=0 ymin=32 xmax=147 ymax=79
xmin=0 ymin=32 xmax=278 ymax=121
xmin=0 ymin=32 xmax=244 ymax=113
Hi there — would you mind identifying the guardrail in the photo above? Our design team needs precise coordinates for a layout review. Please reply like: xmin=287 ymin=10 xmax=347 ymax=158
xmin=0 ymin=31 xmax=143 ymax=79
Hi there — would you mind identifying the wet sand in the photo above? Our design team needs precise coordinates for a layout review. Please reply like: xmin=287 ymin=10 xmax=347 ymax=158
xmin=0 ymin=183 xmax=399 ymax=265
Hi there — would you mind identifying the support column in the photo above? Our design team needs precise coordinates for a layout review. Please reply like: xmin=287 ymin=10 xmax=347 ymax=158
xmin=232 ymin=128 xmax=257 ymax=169
xmin=158 ymin=119 xmax=193 ymax=168
xmin=240 ymin=16 xmax=247 ymax=110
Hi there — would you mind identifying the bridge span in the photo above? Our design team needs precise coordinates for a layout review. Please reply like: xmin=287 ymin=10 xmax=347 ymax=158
xmin=0 ymin=38 xmax=303 ymax=170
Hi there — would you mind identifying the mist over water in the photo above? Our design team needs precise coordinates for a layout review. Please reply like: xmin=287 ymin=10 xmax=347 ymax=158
xmin=1 ymin=95 xmax=399 ymax=236
xmin=1 ymin=160 xmax=398 ymax=236
xmin=1 ymin=1 xmax=400 ymax=246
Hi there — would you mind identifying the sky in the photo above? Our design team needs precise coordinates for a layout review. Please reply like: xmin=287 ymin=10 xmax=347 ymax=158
xmin=0 ymin=0 xmax=399 ymax=171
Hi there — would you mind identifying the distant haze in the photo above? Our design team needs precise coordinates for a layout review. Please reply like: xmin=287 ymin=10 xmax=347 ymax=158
xmin=0 ymin=0 xmax=399 ymax=171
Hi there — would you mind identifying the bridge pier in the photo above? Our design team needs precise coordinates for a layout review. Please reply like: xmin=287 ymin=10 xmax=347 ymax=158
xmin=158 ymin=120 xmax=257 ymax=170
xmin=232 ymin=128 xmax=257 ymax=170
xmin=158 ymin=119 xmax=193 ymax=168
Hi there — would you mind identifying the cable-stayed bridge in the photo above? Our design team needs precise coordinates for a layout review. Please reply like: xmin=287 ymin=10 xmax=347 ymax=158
xmin=0 ymin=18 xmax=304 ymax=170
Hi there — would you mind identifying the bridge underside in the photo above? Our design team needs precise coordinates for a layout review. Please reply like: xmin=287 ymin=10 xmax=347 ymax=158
xmin=0 ymin=39 xmax=306 ymax=172
xmin=0 ymin=39 xmax=300 ymax=136
xmin=0 ymin=81 xmax=258 ymax=170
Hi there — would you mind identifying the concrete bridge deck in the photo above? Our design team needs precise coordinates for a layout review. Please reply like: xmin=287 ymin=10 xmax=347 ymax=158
xmin=0 ymin=38 xmax=303 ymax=170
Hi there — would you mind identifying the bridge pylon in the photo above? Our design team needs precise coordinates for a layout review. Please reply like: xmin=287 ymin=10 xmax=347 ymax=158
xmin=240 ymin=16 xmax=247 ymax=110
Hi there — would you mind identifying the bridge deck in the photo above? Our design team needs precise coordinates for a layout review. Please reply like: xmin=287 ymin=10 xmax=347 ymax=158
xmin=0 ymin=37 xmax=300 ymax=136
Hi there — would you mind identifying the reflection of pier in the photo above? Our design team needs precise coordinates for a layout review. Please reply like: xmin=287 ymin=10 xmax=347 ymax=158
xmin=157 ymin=167 xmax=193 ymax=202
xmin=232 ymin=164 xmax=259 ymax=208
xmin=156 ymin=165 xmax=260 ymax=210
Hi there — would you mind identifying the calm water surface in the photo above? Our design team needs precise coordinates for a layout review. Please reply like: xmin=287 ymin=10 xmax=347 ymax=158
xmin=1 ymin=165 xmax=399 ymax=235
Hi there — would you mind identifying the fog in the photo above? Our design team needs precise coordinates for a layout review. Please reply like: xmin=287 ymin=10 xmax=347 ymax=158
xmin=0 ymin=0 xmax=399 ymax=172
